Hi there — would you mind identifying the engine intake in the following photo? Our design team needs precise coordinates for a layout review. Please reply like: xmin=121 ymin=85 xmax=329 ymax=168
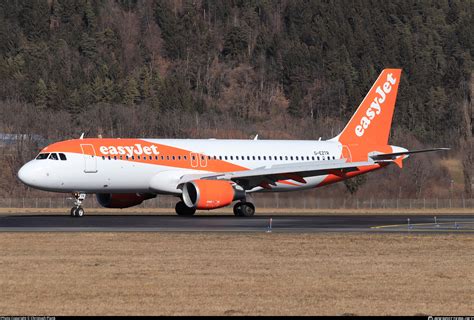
xmin=182 ymin=180 xmax=245 ymax=209
xmin=96 ymin=193 xmax=156 ymax=208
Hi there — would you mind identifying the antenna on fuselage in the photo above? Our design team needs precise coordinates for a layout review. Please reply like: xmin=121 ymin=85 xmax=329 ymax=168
xmin=79 ymin=133 xmax=84 ymax=139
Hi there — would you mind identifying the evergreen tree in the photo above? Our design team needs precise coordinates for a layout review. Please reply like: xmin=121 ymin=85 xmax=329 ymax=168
xmin=34 ymin=78 xmax=47 ymax=107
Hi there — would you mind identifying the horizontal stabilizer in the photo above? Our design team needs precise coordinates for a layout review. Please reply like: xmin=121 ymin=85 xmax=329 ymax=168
xmin=370 ymin=148 xmax=450 ymax=161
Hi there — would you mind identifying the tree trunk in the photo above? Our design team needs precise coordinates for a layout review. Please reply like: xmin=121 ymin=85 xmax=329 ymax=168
xmin=460 ymin=72 xmax=473 ymax=197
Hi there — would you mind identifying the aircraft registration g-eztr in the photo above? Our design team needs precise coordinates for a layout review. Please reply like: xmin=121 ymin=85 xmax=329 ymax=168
xmin=18 ymin=69 xmax=448 ymax=217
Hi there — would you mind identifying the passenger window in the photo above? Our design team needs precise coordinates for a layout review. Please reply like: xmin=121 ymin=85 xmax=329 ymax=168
xmin=312 ymin=156 xmax=315 ymax=160
xmin=235 ymin=156 xmax=239 ymax=160
xmin=36 ymin=153 xmax=49 ymax=160
xmin=295 ymin=156 xmax=299 ymax=160
xmin=285 ymin=156 xmax=288 ymax=160
xmin=120 ymin=156 xmax=123 ymax=160
xmin=172 ymin=156 xmax=175 ymax=160
xmin=290 ymin=156 xmax=293 ymax=160
xmin=258 ymin=156 xmax=261 ymax=160
xmin=184 ymin=156 xmax=187 ymax=160
xmin=317 ymin=156 xmax=320 ymax=161
xmin=230 ymin=156 xmax=233 ymax=160
xmin=131 ymin=156 xmax=134 ymax=160
xmin=48 ymin=153 xmax=59 ymax=160
xmin=263 ymin=156 xmax=266 ymax=160
xmin=102 ymin=156 xmax=106 ymax=160
xmin=58 ymin=153 xmax=67 ymax=160
xmin=114 ymin=156 xmax=117 ymax=160
xmin=225 ymin=156 xmax=228 ymax=160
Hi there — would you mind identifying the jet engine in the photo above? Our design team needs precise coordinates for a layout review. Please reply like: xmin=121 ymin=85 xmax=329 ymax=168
xmin=182 ymin=180 xmax=245 ymax=209
xmin=96 ymin=193 xmax=156 ymax=208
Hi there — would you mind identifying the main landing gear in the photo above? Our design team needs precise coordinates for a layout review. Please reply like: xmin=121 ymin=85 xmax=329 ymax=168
xmin=70 ymin=192 xmax=86 ymax=217
xmin=233 ymin=201 xmax=255 ymax=217
xmin=175 ymin=201 xmax=196 ymax=216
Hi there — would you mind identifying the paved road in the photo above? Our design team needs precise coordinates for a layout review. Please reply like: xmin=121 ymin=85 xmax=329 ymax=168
xmin=0 ymin=214 xmax=473 ymax=232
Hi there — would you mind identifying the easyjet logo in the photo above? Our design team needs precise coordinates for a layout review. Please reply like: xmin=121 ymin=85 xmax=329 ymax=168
xmin=99 ymin=144 xmax=159 ymax=157
xmin=355 ymin=73 xmax=397 ymax=137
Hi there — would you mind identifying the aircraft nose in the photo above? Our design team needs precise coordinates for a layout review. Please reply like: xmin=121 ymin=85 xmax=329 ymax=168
xmin=17 ymin=162 xmax=44 ymax=187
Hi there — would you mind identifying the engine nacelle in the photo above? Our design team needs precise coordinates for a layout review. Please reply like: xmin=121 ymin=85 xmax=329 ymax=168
xmin=96 ymin=193 xmax=156 ymax=208
xmin=182 ymin=180 xmax=245 ymax=209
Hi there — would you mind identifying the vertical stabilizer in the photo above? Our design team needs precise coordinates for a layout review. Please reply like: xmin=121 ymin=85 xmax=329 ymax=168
xmin=334 ymin=69 xmax=402 ymax=146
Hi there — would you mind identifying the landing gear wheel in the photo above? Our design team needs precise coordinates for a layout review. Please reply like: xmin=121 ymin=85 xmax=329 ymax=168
xmin=75 ymin=207 xmax=84 ymax=217
xmin=70 ymin=206 xmax=84 ymax=217
xmin=69 ymin=192 xmax=86 ymax=217
xmin=237 ymin=202 xmax=255 ymax=217
xmin=175 ymin=201 xmax=196 ymax=216
xmin=233 ymin=203 xmax=243 ymax=216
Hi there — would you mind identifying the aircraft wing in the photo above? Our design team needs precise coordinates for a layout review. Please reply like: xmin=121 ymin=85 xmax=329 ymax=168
xmin=177 ymin=148 xmax=449 ymax=190
xmin=179 ymin=159 xmax=377 ymax=190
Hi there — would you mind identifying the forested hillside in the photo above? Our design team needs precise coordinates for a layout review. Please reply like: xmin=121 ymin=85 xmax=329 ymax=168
xmin=0 ymin=0 xmax=472 ymax=198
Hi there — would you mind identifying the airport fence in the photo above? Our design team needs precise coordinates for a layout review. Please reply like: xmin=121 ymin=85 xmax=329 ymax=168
xmin=0 ymin=195 xmax=473 ymax=210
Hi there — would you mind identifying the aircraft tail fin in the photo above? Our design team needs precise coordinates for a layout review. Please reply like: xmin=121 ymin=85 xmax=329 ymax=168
xmin=333 ymin=69 xmax=402 ymax=146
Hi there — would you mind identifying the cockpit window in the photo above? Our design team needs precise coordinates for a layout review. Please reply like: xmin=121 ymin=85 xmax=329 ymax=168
xmin=59 ymin=153 xmax=67 ymax=160
xmin=48 ymin=153 xmax=59 ymax=160
xmin=36 ymin=153 xmax=49 ymax=160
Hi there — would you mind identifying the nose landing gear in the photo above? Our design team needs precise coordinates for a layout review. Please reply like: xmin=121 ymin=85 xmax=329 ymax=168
xmin=70 ymin=192 xmax=86 ymax=217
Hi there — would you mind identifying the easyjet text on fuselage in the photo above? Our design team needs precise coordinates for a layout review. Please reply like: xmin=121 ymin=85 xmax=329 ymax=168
xmin=99 ymin=144 xmax=159 ymax=157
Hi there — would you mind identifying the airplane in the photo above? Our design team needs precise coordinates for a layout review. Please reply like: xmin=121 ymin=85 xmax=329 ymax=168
xmin=17 ymin=69 xmax=448 ymax=217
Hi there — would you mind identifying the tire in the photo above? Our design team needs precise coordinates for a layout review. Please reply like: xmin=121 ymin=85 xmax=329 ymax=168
xmin=175 ymin=201 xmax=196 ymax=216
xmin=239 ymin=202 xmax=255 ymax=217
xmin=70 ymin=207 xmax=76 ymax=217
xmin=75 ymin=207 xmax=84 ymax=217
xmin=233 ymin=203 xmax=242 ymax=216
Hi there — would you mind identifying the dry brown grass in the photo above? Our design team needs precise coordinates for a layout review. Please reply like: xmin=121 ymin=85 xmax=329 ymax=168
xmin=0 ymin=233 xmax=473 ymax=316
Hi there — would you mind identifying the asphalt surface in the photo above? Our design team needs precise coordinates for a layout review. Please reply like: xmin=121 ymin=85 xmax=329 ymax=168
xmin=0 ymin=213 xmax=473 ymax=232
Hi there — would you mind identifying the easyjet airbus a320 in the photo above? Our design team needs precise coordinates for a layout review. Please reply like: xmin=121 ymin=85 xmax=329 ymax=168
xmin=18 ymin=69 xmax=447 ymax=217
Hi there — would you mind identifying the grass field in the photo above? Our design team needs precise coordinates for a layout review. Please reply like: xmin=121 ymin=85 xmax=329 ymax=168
xmin=0 ymin=232 xmax=472 ymax=315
